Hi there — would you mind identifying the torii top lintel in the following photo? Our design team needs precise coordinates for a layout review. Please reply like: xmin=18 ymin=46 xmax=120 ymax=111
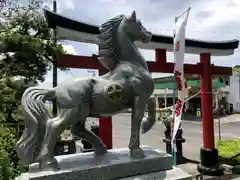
xmin=44 ymin=9 xmax=239 ymax=75
xmin=56 ymin=54 xmax=232 ymax=75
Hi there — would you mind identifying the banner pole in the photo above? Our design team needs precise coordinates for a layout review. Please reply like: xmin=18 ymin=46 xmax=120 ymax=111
xmin=171 ymin=82 xmax=177 ymax=167
xmin=171 ymin=7 xmax=191 ymax=168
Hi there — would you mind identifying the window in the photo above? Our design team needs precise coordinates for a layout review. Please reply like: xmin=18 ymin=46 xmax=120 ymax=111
xmin=219 ymin=77 xmax=224 ymax=83
xmin=225 ymin=76 xmax=230 ymax=85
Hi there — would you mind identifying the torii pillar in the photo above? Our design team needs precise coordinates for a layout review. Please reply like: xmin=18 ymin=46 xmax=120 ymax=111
xmin=154 ymin=50 xmax=224 ymax=175
xmin=98 ymin=69 xmax=112 ymax=149
xmin=197 ymin=53 xmax=223 ymax=175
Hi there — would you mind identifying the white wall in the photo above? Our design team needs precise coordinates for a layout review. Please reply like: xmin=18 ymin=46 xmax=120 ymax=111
xmin=227 ymin=72 xmax=240 ymax=112
xmin=153 ymin=89 xmax=173 ymax=96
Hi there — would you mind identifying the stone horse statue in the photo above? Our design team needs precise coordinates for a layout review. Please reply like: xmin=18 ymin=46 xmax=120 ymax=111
xmin=16 ymin=11 xmax=156 ymax=171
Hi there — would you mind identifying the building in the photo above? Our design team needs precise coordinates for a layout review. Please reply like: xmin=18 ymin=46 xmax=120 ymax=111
xmin=152 ymin=74 xmax=232 ymax=116
xmin=225 ymin=66 xmax=240 ymax=112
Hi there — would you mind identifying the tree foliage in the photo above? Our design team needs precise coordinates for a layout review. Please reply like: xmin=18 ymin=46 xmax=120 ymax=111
xmin=0 ymin=127 xmax=26 ymax=180
xmin=0 ymin=75 xmax=27 ymax=124
xmin=0 ymin=0 xmax=66 ymax=124
xmin=0 ymin=1 xmax=67 ymax=178
xmin=0 ymin=0 xmax=66 ymax=83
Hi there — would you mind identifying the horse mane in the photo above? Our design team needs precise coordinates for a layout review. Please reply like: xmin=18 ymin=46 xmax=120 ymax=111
xmin=98 ymin=15 xmax=126 ymax=70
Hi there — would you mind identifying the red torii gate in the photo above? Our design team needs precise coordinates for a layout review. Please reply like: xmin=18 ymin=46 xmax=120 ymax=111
xmin=44 ymin=9 xmax=239 ymax=174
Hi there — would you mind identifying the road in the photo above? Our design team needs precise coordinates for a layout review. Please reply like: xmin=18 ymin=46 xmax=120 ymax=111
xmin=104 ymin=114 xmax=240 ymax=161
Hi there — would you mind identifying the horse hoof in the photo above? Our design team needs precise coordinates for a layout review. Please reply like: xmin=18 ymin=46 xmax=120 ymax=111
xmin=141 ymin=119 xmax=155 ymax=134
xmin=130 ymin=148 xmax=145 ymax=159
xmin=94 ymin=146 xmax=108 ymax=156
xmin=39 ymin=158 xmax=60 ymax=171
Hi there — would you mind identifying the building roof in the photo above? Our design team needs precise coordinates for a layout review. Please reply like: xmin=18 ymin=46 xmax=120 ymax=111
xmin=154 ymin=78 xmax=225 ymax=89
xmin=153 ymin=75 xmax=200 ymax=83
xmin=44 ymin=9 xmax=239 ymax=56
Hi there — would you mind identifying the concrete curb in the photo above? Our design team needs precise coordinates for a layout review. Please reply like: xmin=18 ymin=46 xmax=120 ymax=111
xmin=222 ymin=164 xmax=234 ymax=174
xmin=178 ymin=163 xmax=240 ymax=180
xmin=195 ymin=174 xmax=240 ymax=180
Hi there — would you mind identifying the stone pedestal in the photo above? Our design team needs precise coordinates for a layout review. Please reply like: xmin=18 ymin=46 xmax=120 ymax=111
xmin=16 ymin=146 xmax=191 ymax=180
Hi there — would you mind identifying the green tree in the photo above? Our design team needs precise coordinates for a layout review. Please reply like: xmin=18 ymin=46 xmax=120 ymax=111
xmin=0 ymin=127 xmax=26 ymax=180
xmin=0 ymin=0 xmax=66 ymax=83
xmin=0 ymin=0 xmax=66 ymax=125
xmin=0 ymin=0 xmax=67 ymax=178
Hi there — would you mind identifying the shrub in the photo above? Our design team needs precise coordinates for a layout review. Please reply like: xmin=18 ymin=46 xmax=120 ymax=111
xmin=216 ymin=139 xmax=240 ymax=166
xmin=0 ymin=127 xmax=26 ymax=180
xmin=0 ymin=149 xmax=12 ymax=180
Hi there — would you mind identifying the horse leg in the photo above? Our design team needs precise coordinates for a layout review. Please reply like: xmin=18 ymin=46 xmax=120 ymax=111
xmin=71 ymin=121 xmax=107 ymax=156
xmin=129 ymin=96 xmax=148 ymax=158
xmin=37 ymin=106 xmax=88 ymax=171
xmin=141 ymin=97 xmax=156 ymax=134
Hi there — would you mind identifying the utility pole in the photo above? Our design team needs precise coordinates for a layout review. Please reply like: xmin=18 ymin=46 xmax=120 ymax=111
xmin=52 ymin=0 xmax=58 ymax=117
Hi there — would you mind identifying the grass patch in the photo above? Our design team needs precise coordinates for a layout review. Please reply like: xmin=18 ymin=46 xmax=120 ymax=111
xmin=216 ymin=139 xmax=240 ymax=166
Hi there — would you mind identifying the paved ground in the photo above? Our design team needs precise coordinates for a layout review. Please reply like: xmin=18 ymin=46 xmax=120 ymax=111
xmin=101 ymin=113 xmax=240 ymax=161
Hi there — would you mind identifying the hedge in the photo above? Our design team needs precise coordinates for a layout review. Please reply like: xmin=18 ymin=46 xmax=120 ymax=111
xmin=0 ymin=127 xmax=26 ymax=180
xmin=216 ymin=139 xmax=240 ymax=166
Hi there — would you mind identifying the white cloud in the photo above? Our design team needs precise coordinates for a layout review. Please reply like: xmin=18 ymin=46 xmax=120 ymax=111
xmin=43 ymin=0 xmax=75 ymax=12
xmin=194 ymin=0 xmax=240 ymax=29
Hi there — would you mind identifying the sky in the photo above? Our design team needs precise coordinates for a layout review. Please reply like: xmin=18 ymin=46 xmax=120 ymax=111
xmin=30 ymin=0 xmax=240 ymax=88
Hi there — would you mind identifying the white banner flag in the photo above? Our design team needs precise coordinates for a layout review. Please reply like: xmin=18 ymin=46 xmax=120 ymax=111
xmin=172 ymin=8 xmax=190 ymax=144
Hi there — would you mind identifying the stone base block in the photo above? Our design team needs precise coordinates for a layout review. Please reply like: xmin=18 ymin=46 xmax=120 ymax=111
xmin=15 ymin=146 xmax=191 ymax=180
xmin=118 ymin=167 xmax=192 ymax=180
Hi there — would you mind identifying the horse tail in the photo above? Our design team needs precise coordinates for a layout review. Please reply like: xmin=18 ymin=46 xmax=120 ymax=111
xmin=16 ymin=87 xmax=54 ymax=166
xmin=141 ymin=97 xmax=156 ymax=134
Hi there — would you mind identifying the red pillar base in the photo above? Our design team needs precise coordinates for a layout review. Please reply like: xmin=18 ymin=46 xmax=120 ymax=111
xmin=197 ymin=148 xmax=224 ymax=176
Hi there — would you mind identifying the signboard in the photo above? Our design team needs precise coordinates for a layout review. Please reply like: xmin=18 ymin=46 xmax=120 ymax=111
xmin=196 ymin=108 xmax=201 ymax=117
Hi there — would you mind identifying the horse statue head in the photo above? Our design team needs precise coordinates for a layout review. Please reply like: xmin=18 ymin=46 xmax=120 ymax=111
xmin=98 ymin=11 xmax=152 ymax=71
xmin=122 ymin=11 xmax=152 ymax=43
